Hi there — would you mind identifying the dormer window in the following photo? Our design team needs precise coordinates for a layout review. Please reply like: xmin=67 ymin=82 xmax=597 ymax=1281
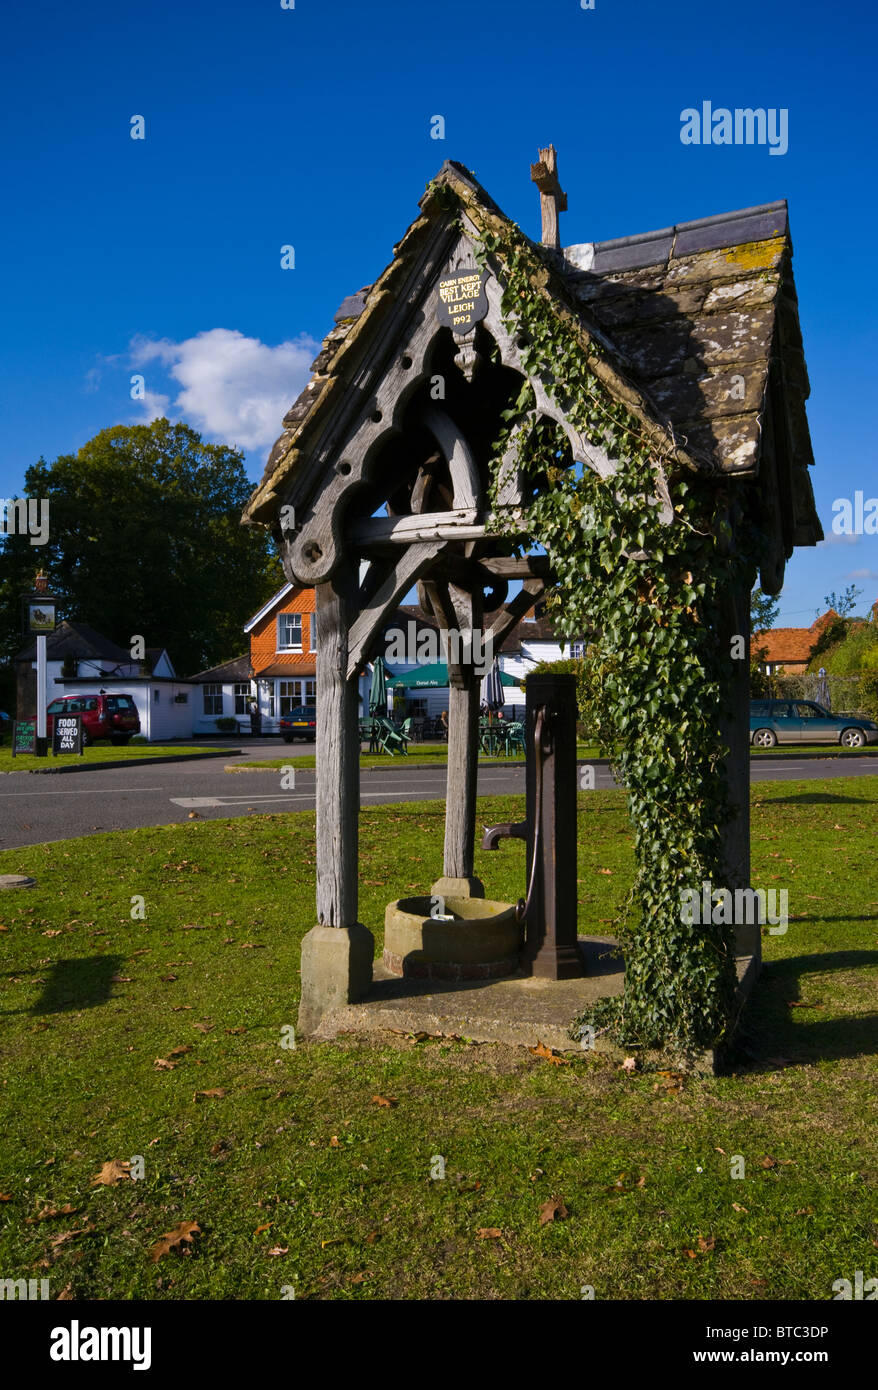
xmin=278 ymin=613 xmax=302 ymax=652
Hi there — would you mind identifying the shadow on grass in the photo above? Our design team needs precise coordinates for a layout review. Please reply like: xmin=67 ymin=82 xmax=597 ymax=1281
xmin=755 ymin=793 xmax=869 ymax=805
xmin=30 ymin=955 xmax=127 ymax=1015
xmin=744 ymin=950 xmax=878 ymax=1063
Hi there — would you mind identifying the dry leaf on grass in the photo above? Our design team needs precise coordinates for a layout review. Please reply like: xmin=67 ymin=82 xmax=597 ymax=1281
xmin=56 ymin=1284 xmax=74 ymax=1300
xmin=153 ymin=1058 xmax=177 ymax=1070
xmin=539 ymin=1196 xmax=569 ymax=1226
xmin=149 ymin=1220 xmax=200 ymax=1263
xmin=91 ymin=1160 xmax=132 ymax=1186
xmin=760 ymin=1156 xmax=779 ymax=1169
xmin=51 ymin=1224 xmax=94 ymax=1249
xmin=193 ymin=1022 xmax=213 ymax=1033
xmin=371 ymin=1095 xmax=397 ymax=1108
xmin=476 ymin=1227 xmax=503 ymax=1240
xmin=168 ymin=1045 xmax=192 ymax=1057
xmin=267 ymin=1246 xmax=288 ymax=1256
xmin=621 ymin=1057 xmax=637 ymax=1072
xmin=194 ymin=1088 xmax=228 ymax=1100
xmin=254 ymin=1223 xmax=272 ymax=1235
xmin=329 ymin=1136 xmax=340 ymax=1147
xmin=27 ymin=1204 xmax=79 ymax=1223
xmin=732 ymin=1203 xmax=748 ymax=1213
xmin=528 ymin=1041 xmax=571 ymax=1066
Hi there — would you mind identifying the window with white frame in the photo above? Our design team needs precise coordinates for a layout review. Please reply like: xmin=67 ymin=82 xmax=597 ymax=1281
xmin=234 ymin=681 xmax=251 ymax=714
xmin=277 ymin=613 xmax=302 ymax=651
xmin=279 ymin=680 xmax=299 ymax=715
xmin=309 ymin=612 xmax=317 ymax=652
xmin=203 ymin=683 xmax=222 ymax=715
xmin=569 ymin=642 xmax=586 ymax=659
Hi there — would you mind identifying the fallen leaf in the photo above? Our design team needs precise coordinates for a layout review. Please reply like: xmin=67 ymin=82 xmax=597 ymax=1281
xmin=539 ymin=1196 xmax=569 ymax=1226
xmin=698 ymin=1236 xmax=716 ymax=1253
xmin=56 ymin=1284 xmax=74 ymax=1300
xmin=350 ymin=1271 xmax=366 ymax=1284
xmin=621 ymin=1057 xmax=637 ymax=1072
xmin=732 ymin=1203 xmax=748 ymax=1213
xmin=195 ymin=1088 xmax=227 ymax=1100
xmin=760 ymin=1156 xmax=778 ymax=1169
xmin=42 ymin=929 xmax=62 ymax=938
xmin=371 ymin=1095 xmax=397 ymax=1108
xmin=476 ymin=1227 xmax=502 ymax=1239
xmin=529 ymin=1041 xmax=571 ymax=1066
xmin=226 ymin=1026 xmax=246 ymax=1034
xmin=153 ymin=1058 xmax=177 ymax=1070
xmin=320 ymin=1237 xmax=344 ymax=1248
xmin=110 ymin=973 xmax=132 ymax=982
xmin=365 ymin=1230 xmax=379 ymax=1244
xmin=193 ymin=1022 xmax=213 ymax=1033
xmin=597 ymin=868 xmax=612 ymax=875
xmin=90 ymin=1160 xmax=132 ymax=1186
xmin=149 ymin=1220 xmax=200 ymax=1263
xmin=51 ymin=1224 xmax=94 ymax=1249
xmin=160 ymin=975 xmax=178 ymax=983
xmin=749 ymin=1277 xmax=768 ymax=1287
xmin=267 ymin=1246 xmax=288 ymax=1256
xmin=27 ymin=1204 xmax=79 ymax=1223
xmin=329 ymin=1136 xmax=340 ymax=1147
xmin=168 ymin=1045 xmax=192 ymax=1057
xmin=254 ymin=1223 xmax=272 ymax=1235
xmin=0 ymin=1194 xmax=12 ymax=1202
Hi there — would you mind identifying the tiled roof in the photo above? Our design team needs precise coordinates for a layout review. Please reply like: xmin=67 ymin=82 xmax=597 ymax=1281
xmin=188 ymin=654 xmax=253 ymax=683
xmin=751 ymin=609 xmax=839 ymax=664
xmin=244 ymin=162 xmax=819 ymax=553
xmin=15 ymin=620 xmax=132 ymax=666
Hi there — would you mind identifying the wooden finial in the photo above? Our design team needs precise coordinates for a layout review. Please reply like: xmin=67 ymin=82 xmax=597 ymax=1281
xmin=530 ymin=144 xmax=567 ymax=250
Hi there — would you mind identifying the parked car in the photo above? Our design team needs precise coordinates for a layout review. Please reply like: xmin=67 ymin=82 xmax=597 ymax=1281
xmin=750 ymin=699 xmax=878 ymax=749
xmin=0 ymin=710 xmax=10 ymax=744
xmin=45 ymin=693 xmax=140 ymax=746
xmin=279 ymin=705 xmax=316 ymax=743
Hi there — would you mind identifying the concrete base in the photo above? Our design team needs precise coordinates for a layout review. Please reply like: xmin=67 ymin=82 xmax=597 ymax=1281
xmin=297 ymin=923 xmax=375 ymax=1036
xmin=312 ymin=935 xmax=761 ymax=1075
xmin=431 ymin=876 xmax=485 ymax=899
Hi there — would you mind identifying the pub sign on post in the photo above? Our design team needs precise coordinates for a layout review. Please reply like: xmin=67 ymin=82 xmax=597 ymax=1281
xmin=52 ymin=713 xmax=83 ymax=757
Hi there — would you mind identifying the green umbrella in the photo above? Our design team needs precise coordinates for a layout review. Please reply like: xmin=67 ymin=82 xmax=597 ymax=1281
xmin=369 ymin=657 xmax=389 ymax=715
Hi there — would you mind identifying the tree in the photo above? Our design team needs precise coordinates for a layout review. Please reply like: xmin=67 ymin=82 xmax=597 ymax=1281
xmin=750 ymin=586 xmax=779 ymax=637
xmin=821 ymin=585 xmax=863 ymax=622
xmin=0 ymin=419 xmax=283 ymax=677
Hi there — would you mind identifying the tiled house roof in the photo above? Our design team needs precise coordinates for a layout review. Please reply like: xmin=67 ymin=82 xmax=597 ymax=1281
xmin=751 ymin=609 xmax=839 ymax=666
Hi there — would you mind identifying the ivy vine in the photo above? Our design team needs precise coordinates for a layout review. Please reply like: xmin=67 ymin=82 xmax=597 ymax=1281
xmin=469 ymin=219 xmax=763 ymax=1059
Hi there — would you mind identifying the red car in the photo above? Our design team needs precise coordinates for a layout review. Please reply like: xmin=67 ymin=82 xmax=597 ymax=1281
xmin=46 ymin=693 xmax=141 ymax=746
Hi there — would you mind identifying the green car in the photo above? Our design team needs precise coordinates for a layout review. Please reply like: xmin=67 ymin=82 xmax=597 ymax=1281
xmin=750 ymin=699 xmax=878 ymax=749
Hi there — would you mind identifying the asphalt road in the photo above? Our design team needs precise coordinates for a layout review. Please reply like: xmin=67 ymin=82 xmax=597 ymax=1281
xmin=0 ymin=741 xmax=875 ymax=851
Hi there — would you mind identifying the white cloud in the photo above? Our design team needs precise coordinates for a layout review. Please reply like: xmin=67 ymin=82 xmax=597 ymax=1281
xmin=816 ymin=532 xmax=859 ymax=547
xmin=128 ymin=328 xmax=320 ymax=452
xmin=846 ymin=568 xmax=878 ymax=581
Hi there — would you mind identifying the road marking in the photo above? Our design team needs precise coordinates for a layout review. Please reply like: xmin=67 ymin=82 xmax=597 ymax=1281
xmin=170 ymin=795 xmax=311 ymax=808
xmin=0 ymin=787 xmax=165 ymax=797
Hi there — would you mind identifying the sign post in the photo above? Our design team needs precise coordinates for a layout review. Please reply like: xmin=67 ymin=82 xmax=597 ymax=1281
xmin=22 ymin=573 xmax=58 ymax=759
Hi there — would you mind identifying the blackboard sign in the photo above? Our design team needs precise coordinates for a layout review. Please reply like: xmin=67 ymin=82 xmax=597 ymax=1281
xmin=12 ymin=720 xmax=36 ymax=757
xmin=52 ymin=713 xmax=83 ymax=756
xmin=437 ymin=269 xmax=489 ymax=333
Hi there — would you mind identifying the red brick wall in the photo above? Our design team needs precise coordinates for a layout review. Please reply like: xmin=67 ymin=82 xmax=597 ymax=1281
xmin=250 ymin=588 xmax=316 ymax=675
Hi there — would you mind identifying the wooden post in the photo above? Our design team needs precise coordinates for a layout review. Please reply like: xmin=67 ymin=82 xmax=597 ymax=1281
xmin=530 ymin=145 xmax=567 ymax=250
xmin=718 ymin=574 xmax=760 ymax=969
xmin=298 ymin=562 xmax=374 ymax=1035
xmin=433 ymin=583 xmax=485 ymax=898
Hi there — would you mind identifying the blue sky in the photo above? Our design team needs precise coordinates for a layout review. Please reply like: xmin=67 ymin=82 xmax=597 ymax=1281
xmin=1 ymin=0 xmax=876 ymax=624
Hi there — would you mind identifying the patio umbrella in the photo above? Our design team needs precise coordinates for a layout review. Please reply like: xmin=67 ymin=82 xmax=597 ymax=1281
xmin=481 ymin=656 xmax=505 ymax=714
xmin=369 ymin=656 xmax=389 ymax=716
xmin=816 ymin=667 xmax=831 ymax=710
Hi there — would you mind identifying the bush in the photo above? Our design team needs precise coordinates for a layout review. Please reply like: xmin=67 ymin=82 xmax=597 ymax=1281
xmin=215 ymin=717 xmax=238 ymax=732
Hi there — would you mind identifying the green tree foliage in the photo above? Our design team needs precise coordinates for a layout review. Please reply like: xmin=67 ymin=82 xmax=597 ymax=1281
xmin=0 ymin=420 xmax=283 ymax=677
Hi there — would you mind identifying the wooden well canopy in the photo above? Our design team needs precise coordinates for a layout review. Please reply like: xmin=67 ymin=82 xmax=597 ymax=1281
xmin=243 ymin=156 xmax=820 ymax=1025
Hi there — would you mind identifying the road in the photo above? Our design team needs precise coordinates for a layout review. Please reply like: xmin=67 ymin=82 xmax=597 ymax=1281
xmin=0 ymin=741 xmax=875 ymax=851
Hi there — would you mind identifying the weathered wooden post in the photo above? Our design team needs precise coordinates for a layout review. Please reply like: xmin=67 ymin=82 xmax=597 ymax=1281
xmin=297 ymin=562 xmax=374 ymax=1035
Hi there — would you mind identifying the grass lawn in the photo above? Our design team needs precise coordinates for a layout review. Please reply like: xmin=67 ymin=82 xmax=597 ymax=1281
xmin=0 ymin=777 xmax=875 ymax=1300
xmin=0 ymin=744 xmax=232 ymax=774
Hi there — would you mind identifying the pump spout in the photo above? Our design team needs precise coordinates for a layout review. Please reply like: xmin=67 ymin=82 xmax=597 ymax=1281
xmin=481 ymin=821 xmax=527 ymax=851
